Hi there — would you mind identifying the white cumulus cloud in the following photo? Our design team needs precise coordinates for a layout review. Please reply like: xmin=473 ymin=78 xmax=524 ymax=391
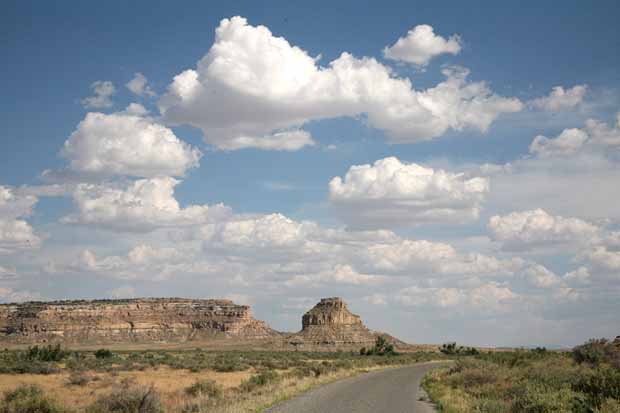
xmin=0 ymin=186 xmax=41 ymax=254
xmin=159 ymin=16 xmax=521 ymax=150
xmin=489 ymin=209 xmax=599 ymax=250
xmin=383 ymin=24 xmax=462 ymax=66
xmin=329 ymin=156 xmax=489 ymax=228
xmin=60 ymin=109 xmax=202 ymax=178
xmin=529 ymin=85 xmax=588 ymax=111
xmin=63 ymin=177 xmax=231 ymax=232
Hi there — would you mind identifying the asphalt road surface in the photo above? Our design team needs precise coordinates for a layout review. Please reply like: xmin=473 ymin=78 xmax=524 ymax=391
xmin=267 ymin=362 xmax=444 ymax=413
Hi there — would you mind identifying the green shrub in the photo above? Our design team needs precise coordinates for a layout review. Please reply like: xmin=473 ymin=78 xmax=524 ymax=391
xmin=4 ymin=361 xmax=58 ymax=375
xmin=212 ymin=358 xmax=247 ymax=372
xmin=94 ymin=349 xmax=114 ymax=359
xmin=361 ymin=336 xmax=397 ymax=356
xmin=23 ymin=344 xmax=67 ymax=362
xmin=0 ymin=385 xmax=64 ymax=413
xmin=88 ymin=386 xmax=162 ymax=413
xmin=510 ymin=383 xmax=575 ymax=412
xmin=440 ymin=342 xmax=459 ymax=355
xmin=184 ymin=380 xmax=222 ymax=399
xmin=573 ymin=367 xmax=620 ymax=410
xmin=440 ymin=342 xmax=479 ymax=356
xmin=239 ymin=370 xmax=280 ymax=393
xmin=574 ymin=339 xmax=620 ymax=368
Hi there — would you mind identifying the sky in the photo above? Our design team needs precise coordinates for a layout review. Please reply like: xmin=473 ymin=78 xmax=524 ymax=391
xmin=1 ymin=0 xmax=620 ymax=347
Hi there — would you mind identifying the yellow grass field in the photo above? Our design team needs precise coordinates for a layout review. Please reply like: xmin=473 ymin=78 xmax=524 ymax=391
xmin=0 ymin=367 xmax=253 ymax=411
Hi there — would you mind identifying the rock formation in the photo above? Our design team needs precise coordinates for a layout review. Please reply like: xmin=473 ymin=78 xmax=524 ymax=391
xmin=288 ymin=297 xmax=378 ymax=347
xmin=0 ymin=298 xmax=278 ymax=344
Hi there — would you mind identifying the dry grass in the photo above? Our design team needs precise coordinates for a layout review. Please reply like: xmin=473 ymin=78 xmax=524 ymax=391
xmin=0 ymin=367 xmax=253 ymax=411
xmin=0 ymin=343 xmax=447 ymax=412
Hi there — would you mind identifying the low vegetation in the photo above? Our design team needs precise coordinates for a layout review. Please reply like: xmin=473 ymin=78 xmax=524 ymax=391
xmin=423 ymin=337 xmax=620 ymax=413
xmin=0 ymin=385 xmax=63 ymax=413
xmin=0 ymin=345 xmax=443 ymax=412
xmin=439 ymin=342 xmax=480 ymax=356
xmin=360 ymin=335 xmax=397 ymax=356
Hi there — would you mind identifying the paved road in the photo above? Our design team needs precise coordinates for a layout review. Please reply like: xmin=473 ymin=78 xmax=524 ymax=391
xmin=267 ymin=362 xmax=444 ymax=413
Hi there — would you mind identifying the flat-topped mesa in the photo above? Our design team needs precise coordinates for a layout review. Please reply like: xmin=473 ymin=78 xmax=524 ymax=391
xmin=0 ymin=298 xmax=279 ymax=344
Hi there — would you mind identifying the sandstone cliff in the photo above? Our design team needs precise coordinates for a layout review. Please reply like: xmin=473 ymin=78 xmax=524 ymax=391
xmin=0 ymin=298 xmax=278 ymax=344
xmin=288 ymin=297 xmax=378 ymax=347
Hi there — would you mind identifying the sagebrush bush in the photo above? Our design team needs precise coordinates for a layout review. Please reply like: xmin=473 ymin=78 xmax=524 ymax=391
xmin=88 ymin=386 xmax=163 ymax=413
xmin=510 ymin=383 xmax=575 ymax=413
xmin=423 ymin=337 xmax=620 ymax=413
xmin=239 ymin=370 xmax=280 ymax=393
xmin=212 ymin=357 xmax=247 ymax=372
xmin=573 ymin=366 xmax=620 ymax=410
xmin=0 ymin=385 xmax=64 ymax=413
xmin=184 ymin=380 xmax=223 ymax=399
xmin=440 ymin=342 xmax=480 ymax=356
xmin=66 ymin=371 xmax=93 ymax=386
xmin=24 ymin=344 xmax=67 ymax=362
xmin=574 ymin=339 xmax=620 ymax=368
xmin=360 ymin=336 xmax=397 ymax=356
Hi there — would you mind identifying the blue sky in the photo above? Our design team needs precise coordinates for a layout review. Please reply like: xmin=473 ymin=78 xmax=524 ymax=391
xmin=1 ymin=0 xmax=619 ymax=347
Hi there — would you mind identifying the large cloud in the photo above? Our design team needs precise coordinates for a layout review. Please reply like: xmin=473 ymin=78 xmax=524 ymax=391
xmin=63 ymin=177 xmax=231 ymax=232
xmin=329 ymin=157 xmax=489 ymax=228
xmin=480 ymin=115 xmax=620 ymax=223
xmin=0 ymin=186 xmax=41 ymax=254
xmin=198 ymin=212 xmax=525 ymax=282
xmin=383 ymin=24 xmax=461 ymax=66
xmin=489 ymin=209 xmax=599 ymax=251
xmin=159 ymin=17 xmax=522 ymax=150
xmin=60 ymin=109 xmax=201 ymax=178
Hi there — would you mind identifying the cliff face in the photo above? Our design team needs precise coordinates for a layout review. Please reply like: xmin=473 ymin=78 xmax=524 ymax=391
xmin=290 ymin=297 xmax=376 ymax=347
xmin=301 ymin=297 xmax=363 ymax=329
xmin=0 ymin=298 xmax=278 ymax=344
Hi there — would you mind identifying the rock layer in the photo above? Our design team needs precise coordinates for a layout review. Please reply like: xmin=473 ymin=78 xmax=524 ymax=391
xmin=0 ymin=298 xmax=278 ymax=344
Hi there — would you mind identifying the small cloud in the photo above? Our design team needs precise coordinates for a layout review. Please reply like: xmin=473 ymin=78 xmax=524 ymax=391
xmin=81 ymin=80 xmax=116 ymax=109
xmin=528 ymin=85 xmax=588 ymax=112
xmin=126 ymin=72 xmax=156 ymax=98
xmin=383 ymin=24 xmax=462 ymax=66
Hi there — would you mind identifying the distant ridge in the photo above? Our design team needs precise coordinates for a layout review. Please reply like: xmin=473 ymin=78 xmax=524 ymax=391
xmin=0 ymin=296 xmax=411 ymax=350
